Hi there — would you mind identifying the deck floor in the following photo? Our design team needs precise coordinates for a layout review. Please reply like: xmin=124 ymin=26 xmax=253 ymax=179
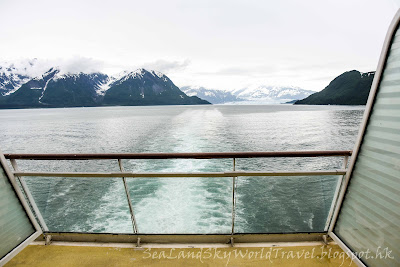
xmin=5 ymin=242 xmax=357 ymax=266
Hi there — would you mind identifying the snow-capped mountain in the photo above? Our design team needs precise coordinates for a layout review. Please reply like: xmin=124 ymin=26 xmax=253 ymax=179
xmin=0 ymin=64 xmax=33 ymax=96
xmin=0 ymin=67 xmax=209 ymax=108
xmin=232 ymin=86 xmax=316 ymax=104
xmin=181 ymin=85 xmax=315 ymax=104
xmin=180 ymin=86 xmax=244 ymax=104
xmin=103 ymin=68 xmax=207 ymax=106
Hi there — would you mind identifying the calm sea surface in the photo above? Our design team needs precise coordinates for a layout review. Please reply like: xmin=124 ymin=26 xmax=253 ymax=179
xmin=0 ymin=105 xmax=365 ymax=234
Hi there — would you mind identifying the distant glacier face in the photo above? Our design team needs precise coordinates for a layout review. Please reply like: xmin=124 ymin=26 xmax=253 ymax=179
xmin=181 ymin=85 xmax=316 ymax=104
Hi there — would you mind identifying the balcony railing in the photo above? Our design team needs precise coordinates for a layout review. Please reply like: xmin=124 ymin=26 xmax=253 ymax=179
xmin=4 ymin=150 xmax=351 ymax=245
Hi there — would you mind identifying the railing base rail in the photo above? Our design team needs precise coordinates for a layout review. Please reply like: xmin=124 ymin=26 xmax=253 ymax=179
xmin=36 ymin=232 xmax=327 ymax=244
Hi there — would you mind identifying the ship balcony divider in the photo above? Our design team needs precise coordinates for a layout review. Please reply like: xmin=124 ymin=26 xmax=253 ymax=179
xmin=4 ymin=150 xmax=351 ymax=245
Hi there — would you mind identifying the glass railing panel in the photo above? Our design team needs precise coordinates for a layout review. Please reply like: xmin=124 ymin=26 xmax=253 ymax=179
xmin=23 ymin=176 xmax=133 ymax=233
xmin=127 ymin=177 xmax=233 ymax=234
xmin=16 ymin=160 xmax=133 ymax=233
xmin=121 ymin=158 xmax=233 ymax=234
xmin=15 ymin=159 xmax=121 ymax=173
xmin=235 ymin=157 xmax=345 ymax=173
xmin=120 ymin=158 xmax=232 ymax=174
xmin=235 ymin=175 xmax=341 ymax=233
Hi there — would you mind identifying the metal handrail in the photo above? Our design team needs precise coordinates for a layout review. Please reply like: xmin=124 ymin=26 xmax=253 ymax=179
xmin=13 ymin=170 xmax=347 ymax=177
xmin=4 ymin=150 xmax=352 ymax=160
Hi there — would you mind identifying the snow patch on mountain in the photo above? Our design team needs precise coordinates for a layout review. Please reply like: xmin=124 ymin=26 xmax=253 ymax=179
xmin=112 ymin=68 xmax=147 ymax=85
xmin=1 ymin=74 xmax=31 ymax=96
xmin=150 ymin=70 xmax=166 ymax=79
xmin=96 ymin=77 xmax=115 ymax=96
xmin=0 ymin=62 xmax=34 ymax=95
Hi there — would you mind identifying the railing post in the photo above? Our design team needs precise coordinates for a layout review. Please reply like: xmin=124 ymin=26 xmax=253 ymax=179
xmin=231 ymin=158 xmax=237 ymax=246
xmin=342 ymin=156 xmax=349 ymax=169
xmin=118 ymin=159 xmax=138 ymax=234
xmin=324 ymin=155 xmax=349 ymax=231
xmin=10 ymin=159 xmax=49 ymax=232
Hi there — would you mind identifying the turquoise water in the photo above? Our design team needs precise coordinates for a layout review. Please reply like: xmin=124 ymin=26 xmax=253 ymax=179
xmin=0 ymin=105 xmax=364 ymax=234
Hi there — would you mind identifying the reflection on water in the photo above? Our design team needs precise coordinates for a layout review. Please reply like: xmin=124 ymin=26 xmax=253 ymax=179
xmin=0 ymin=105 xmax=364 ymax=233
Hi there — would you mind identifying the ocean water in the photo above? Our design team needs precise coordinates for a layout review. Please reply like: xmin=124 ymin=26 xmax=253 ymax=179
xmin=0 ymin=105 xmax=365 ymax=234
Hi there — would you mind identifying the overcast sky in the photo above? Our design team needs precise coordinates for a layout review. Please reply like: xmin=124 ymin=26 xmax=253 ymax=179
xmin=0 ymin=0 xmax=398 ymax=91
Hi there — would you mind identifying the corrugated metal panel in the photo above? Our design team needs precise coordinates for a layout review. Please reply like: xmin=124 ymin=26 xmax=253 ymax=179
xmin=334 ymin=25 xmax=400 ymax=267
xmin=0 ymin=164 xmax=35 ymax=261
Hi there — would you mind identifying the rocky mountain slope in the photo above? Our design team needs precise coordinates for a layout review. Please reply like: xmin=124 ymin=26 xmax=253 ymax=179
xmin=295 ymin=70 xmax=374 ymax=105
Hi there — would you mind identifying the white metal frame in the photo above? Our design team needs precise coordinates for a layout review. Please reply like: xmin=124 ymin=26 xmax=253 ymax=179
xmin=327 ymin=8 xmax=400 ymax=267
xmin=0 ymin=150 xmax=42 ymax=266
xmin=11 ymin=159 xmax=49 ymax=231
xmin=118 ymin=159 xmax=138 ymax=234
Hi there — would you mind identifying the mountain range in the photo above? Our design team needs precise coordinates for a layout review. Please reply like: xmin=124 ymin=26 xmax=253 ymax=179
xmin=0 ymin=61 xmax=374 ymax=107
xmin=181 ymin=85 xmax=315 ymax=104
xmin=0 ymin=67 xmax=210 ymax=108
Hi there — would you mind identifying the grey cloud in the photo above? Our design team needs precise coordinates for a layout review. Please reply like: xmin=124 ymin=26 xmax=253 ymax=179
xmin=1 ymin=57 xmax=190 ymax=77
xmin=141 ymin=59 xmax=191 ymax=73
xmin=0 ymin=57 xmax=106 ymax=77
xmin=56 ymin=57 xmax=105 ymax=74
xmin=198 ymin=65 xmax=278 ymax=76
